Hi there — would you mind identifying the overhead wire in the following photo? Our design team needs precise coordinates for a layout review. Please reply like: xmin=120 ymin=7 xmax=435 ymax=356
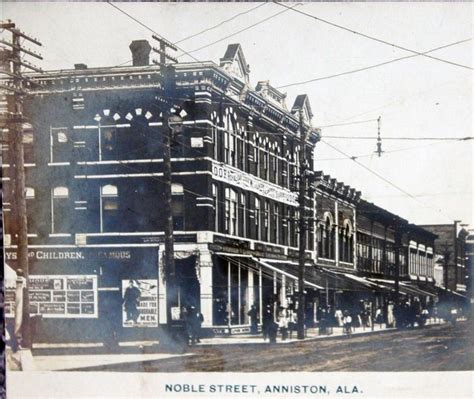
xmin=276 ymin=38 xmax=472 ymax=89
xmin=273 ymin=1 xmax=473 ymax=70
xmin=319 ymin=139 xmax=456 ymax=221
xmin=178 ymin=2 xmax=303 ymax=57
xmin=175 ymin=2 xmax=268 ymax=44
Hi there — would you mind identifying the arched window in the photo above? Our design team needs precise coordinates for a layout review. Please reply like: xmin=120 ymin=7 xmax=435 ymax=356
xmin=25 ymin=187 xmax=35 ymax=199
xmin=52 ymin=186 xmax=69 ymax=233
xmin=171 ymin=183 xmax=185 ymax=230
xmin=100 ymin=184 xmax=118 ymax=232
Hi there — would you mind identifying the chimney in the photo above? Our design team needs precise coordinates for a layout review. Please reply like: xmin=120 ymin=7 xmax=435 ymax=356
xmin=129 ymin=40 xmax=151 ymax=66
xmin=74 ymin=63 xmax=87 ymax=70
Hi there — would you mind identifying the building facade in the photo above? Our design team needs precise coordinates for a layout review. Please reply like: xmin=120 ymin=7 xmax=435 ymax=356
xmin=2 ymin=39 xmax=446 ymax=343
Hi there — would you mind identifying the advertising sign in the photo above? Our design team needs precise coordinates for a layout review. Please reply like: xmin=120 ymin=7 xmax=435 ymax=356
xmin=122 ymin=279 xmax=158 ymax=327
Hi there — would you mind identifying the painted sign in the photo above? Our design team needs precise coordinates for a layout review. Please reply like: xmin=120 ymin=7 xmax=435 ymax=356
xmin=212 ymin=161 xmax=298 ymax=206
xmin=122 ymin=279 xmax=158 ymax=328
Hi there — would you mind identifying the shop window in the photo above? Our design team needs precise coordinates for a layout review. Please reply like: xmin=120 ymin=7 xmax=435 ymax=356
xmin=171 ymin=183 xmax=185 ymax=230
xmin=100 ymin=184 xmax=118 ymax=232
xmin=52 ymin=186 xmax=69 ymax=233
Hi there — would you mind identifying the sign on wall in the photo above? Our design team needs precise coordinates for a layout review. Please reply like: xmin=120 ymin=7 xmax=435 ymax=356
xmin=122 ymin=279 xmax=158 ymax=328
xmin=28 ymin=275 xmax=98 ymax=318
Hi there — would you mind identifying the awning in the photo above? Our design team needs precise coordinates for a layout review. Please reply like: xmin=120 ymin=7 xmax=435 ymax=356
xmin=321 ymin=269 xmax=389 ymax=293
xmin=368 ymin=278 xmax=436 ymax=298
xmin=214 ymin=252 xmax=323 ymax=289
xmin=254 ymin=258 xmax=323 ymax=290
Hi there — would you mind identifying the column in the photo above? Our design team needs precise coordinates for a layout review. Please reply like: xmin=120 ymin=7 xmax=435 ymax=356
xmin=158 ymin=246 xmax=167 ymax=324
xmin=259 ymin=266 xmax=263 ymax=323
xmin=199 ymin=250 xmax=213 ymax=327
xmin=248 ymin=270 xmax=255 ymax=308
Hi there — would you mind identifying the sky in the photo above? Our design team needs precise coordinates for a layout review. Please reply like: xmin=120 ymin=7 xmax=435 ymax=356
xmin=3 ymin=1 xmax=473 ymax=227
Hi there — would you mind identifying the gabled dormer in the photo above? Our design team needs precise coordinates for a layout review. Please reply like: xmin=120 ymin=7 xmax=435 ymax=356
xmin=291 ymin=94 xmax=313 ymax=124
xmin=220 ymin=43 xmax=250 ymax=84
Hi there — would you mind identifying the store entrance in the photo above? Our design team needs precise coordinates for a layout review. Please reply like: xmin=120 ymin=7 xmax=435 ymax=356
xmin=176 ymin=255 xmax=201 ymax=311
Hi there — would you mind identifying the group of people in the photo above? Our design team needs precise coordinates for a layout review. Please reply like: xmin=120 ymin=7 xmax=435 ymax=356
xmin=248 ymin=304 xmax=298 ymax=344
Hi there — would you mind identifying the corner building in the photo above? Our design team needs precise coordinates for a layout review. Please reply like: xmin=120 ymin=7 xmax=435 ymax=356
xmin=2 ymin=41 xmax=320 ymax=340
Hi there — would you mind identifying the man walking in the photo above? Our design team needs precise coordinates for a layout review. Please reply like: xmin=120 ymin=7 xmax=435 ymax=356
xmin=123 ymin=280 xmax=141 ymax=324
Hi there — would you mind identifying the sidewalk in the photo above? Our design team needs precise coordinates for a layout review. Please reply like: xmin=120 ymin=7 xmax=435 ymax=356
xmin=12 ymin=318 xmax=448 ymax=372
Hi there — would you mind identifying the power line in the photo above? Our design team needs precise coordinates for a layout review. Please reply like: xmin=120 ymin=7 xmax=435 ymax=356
xmin=179 ymin=2 xmax=302 ymax=57
xmin=316 ymin=118 xmax=378 ymax=129
xmin=323 ymin=136 xmax=473 ymax=141
xmin=105 ymin=1 xmax=204 ymax=66
xmin=276 ymin=38 xmax=472 ymax=89
xmin=175 ymin=2 xmax=268 ymax=44
xmin=319 ymin=139 xmax=455 ymax=221
xmin=273 ymin=1 xmax=473 ymax=71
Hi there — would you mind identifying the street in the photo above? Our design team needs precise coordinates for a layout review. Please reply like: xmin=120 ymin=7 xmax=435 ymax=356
xmin=67 ymin=320 xmax=473 ymax=373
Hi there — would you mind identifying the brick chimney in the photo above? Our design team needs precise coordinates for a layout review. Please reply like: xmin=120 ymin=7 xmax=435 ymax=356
xmin=129 ymin=40 xmax=151 ymax=66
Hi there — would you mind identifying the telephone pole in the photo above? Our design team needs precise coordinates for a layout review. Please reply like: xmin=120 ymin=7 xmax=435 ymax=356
xmin=1 ymin=20 xmax=42 ymax=349
xmin=297 ymin=109 xmax=307 ymax=340
xmin=151 ymin=34 xmax=182 ymax=342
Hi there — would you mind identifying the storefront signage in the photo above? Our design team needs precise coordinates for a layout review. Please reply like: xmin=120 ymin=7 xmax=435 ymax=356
xmin=5 ymin=250 xmax=86 ymax=261
xmin=122 ymin=279 xmax=158 ymax=328
xmin=212 ymin=161 xmax=298 ymax=206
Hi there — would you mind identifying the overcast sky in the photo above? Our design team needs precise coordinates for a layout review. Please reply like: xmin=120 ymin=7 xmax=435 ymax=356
xmin=3 ymin=1 xmax=473 ymax=227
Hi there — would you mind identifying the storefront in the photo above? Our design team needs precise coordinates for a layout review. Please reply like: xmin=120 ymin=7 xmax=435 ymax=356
xmin=4 ymin=246 xmax=160 ymax=343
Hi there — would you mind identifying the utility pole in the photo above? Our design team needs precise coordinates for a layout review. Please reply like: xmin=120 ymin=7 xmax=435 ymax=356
xmin=394 ymin=222 xmax=402 ymax=305
xmin=375 ymin=116 xmax=383 ymax=157
xmin=443 ymin=241 xmax=451 ymax=292
xmin=0 ymin=20 xmax=42 ymax=349
xmin=151 ymin=34 xmax=182 ymax=343
xmin=297 ymin=109 xmax=307 ymax=340
xmin=453 ymin=220 xmax=461 ymax=293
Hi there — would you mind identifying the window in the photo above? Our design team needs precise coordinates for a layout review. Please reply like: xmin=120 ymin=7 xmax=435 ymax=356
xmin=101 ymin=127 xmax=117 ymax=161
xmin=273 ymin=203 xmax=280 ymax=244
xmin=263 ymin=200 xmax=270 ymax=241
xmin=240 ymin=193 xmax=246 ymax=237
xmin=224 ymin=113 xmax=237 ymax=167
xmin=51 ymin=127 xmax=70 ymax=163
xmin=25 ymin=187 xmax=35 ymax=199
xmin=212 ymin=184 xmax=219 ymax=231
xmin=225 ymin=188 xmax=237 ymax=235
xmin=52 ymin=186 xmax=69 ymax=233
xmin=100 ymin=184 xmax=118 ymax=232
xmin=23 ymin=126 xmax=34 ymax=164
xmin=171 ymin=183 xmax=185 ymax=230
xmin=254 ymin=198 xmax=261 ymax=240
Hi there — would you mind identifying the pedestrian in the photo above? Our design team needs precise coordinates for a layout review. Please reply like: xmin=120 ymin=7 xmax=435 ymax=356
xmin=186 ymin=306 xmax=199 ymax=345
xmin=262 ymin=304 xmax=273 ymax=341
xmin=288 ymin=308 xmax=297 ymax=339
xmin=375 ymin=307 xmax=384 ymax=329
xmin=334 ymin=308 xmax=343 ymax=327
xmin=247 ymin=304 xmax=258 ymax=335
xmin=196 ymin=309 xmax=204 ymax=343
xmin=278 ymin=307 xmax=289 ymax=341
xmin=343 ymin=310 xmax=352 ymax=337
xmin=123 ymin=280 xmax=141 ymax=324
